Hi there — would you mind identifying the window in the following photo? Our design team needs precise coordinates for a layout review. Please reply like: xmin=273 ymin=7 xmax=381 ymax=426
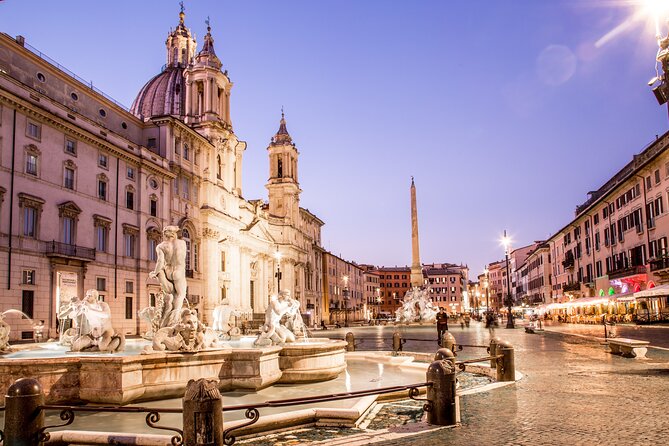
xmin=125 ymin=296 xmax=133 ymax=319
xmin=64 ymin=167 xmax=75 ymax=189
xmin=26 ymin=153 xmax=38 ymax=176
xmin=26 ymin=121 xmax=41 ymax=140
xmin=96 ymin=225 xmax=107 ymax=252
xmin=149 ymin=178 xmax=158 ymax=189
xmin=65 ymin=138 xmax=76 ymax=155
xmin=150 ymin=198 xmax=157 ymax=217
xmin=22 ymin=270 xmax=35 ymax=285
xmin=182 ymin=176 xmax=190 ymax=200
xmin=125 ymin=281 xmax=134 ymax=294
xmin=147 ymin=138 xmax=156 ymax=149
xmin=148 ymin=238 xmax=157 ymax=261
xmin=22 ymin=290 xmax=34 ymax=319
xmin=220 ymin=251 xmax=226 ymax=271
xmin=98 ymin=109 xmax=107 ymax=118
xmin=98 ymin=153 xmax=108 ymax=168
xmin=593 ymin=214 xmax=599 ymax=225
xmin=646 ymin=175 xmax=652 ymax=190
xmin=127 ymin=167 xmax=135 ymax=180
xmin=655 ymin=169 xmax=661 ymax=185
xmin=217 ymin=155 xmax=222 ymax=180
xmin=124 ymin=233 xmax=136 ymax=257
xmin=96 ymin=277 xmax=107 ymax=291
xmin=183 ymin=143 xmax=189 ymax=160
xmin=126 ymin=189 xmax=134 ymax=210
xmin=70 ymin=92 xmax=79 ymax=101
xmin=23 ymin=207 xmax=37 ymax=237
xmin=62 ymin=216 xmax=74 ymax=244
xmin=183 ymin=228 xmax=191 ymax=271
xmin=98 ymin=179 xmax=107 ymax=200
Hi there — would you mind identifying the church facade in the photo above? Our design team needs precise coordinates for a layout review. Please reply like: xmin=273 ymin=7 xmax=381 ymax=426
xmin=0 ymin=9 xmax=324 ymax=340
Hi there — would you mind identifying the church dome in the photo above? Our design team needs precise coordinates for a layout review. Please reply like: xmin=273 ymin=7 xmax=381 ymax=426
xmin=130 ymin=66 xmax=185 ymax=119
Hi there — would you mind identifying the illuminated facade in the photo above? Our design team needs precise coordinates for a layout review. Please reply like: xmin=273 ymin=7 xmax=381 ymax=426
xmin=0 ymin=10 xmax=324 ymax=339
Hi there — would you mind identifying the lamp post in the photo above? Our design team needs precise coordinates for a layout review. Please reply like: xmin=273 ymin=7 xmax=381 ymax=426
xmin=484 ymin=266 xmax=490 ymax=313
xmin=343 ymin=275 xmax=349 ymax=327
xmin=274 ymin=248 xmax=282 ymax=293
xmin=502 ymin=230 xmax=515 ymax=329
xmin=375 ymin=287 xmax=381 ymax=324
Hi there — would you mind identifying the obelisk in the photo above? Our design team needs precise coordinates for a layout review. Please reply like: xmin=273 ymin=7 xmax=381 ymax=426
xmin=410 ymin=177 xmax=423 ymax=288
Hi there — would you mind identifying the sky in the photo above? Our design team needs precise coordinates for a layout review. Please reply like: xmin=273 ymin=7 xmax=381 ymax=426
xmin=1 ymin=0 xmax=668 ymax=276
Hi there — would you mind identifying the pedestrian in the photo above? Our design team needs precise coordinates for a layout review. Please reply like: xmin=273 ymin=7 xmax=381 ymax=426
xmin=436 ymin=308 xmax=449 ymax=341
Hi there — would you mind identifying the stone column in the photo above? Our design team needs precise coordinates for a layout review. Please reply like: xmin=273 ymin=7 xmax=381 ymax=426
xmin=410 ymin=177 xmax=422 ymax=287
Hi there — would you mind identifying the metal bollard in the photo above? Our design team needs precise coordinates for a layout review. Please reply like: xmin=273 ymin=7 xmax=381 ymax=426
xmin=345 ymin=332 xmax=355 ymax=352
xmin=434 ymin=347 xmax=455 ymax=364
xmin=4 ymin=378 xmax=45 ymax=446
xmin=392 ymin=331 xmax=403 ymax=353
xmin=426 ymin=359 xmax=457 ymax=426
xmin=489 ymin=337 xmax=501 ymax=369
xmin=495 ymin=341 xmax=516 ymax=382
xmin=183 ymin=378 xmax=224 ymax=446
xmin=441 ymin=331 xmax=456 ymax=355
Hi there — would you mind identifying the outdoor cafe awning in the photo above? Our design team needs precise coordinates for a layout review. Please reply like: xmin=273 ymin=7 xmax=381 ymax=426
xmin=634 ymin=284 xmax=669 ymax=298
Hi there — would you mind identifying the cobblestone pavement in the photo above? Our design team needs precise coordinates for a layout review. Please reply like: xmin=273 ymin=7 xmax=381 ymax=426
xmin=248 ymin=323 xmax=669 ymax=445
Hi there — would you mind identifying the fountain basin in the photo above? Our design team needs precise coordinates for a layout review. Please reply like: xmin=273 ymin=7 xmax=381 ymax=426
xmin=0 ymin=338 xmax=347 ymax=405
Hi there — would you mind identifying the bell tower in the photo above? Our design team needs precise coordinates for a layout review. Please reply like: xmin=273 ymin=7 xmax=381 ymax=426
xmin=184 ymin=18 xmax=233 ymax=126
xmin=266 ymin=111 xmax=301 ymax=223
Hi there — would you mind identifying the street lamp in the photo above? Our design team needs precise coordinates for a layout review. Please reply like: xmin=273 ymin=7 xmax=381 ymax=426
xmin=484 ymin=266 xmax=490 ymax=313
xmin=501 ymin=230 xmax=515 ymax=329
xmin=646 ymin=1 xmax=669 ymax=113
xmin=375 ymin=287 xmax=381 ymax=324
xmin=343 ymin=275 xmax=350 ymax=327
xmin=274 ymin=248 xmax=282 ymax=293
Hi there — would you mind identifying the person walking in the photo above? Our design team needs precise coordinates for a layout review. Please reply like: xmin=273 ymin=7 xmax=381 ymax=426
xmin=436 ymin=308 xmax=449 ymax=342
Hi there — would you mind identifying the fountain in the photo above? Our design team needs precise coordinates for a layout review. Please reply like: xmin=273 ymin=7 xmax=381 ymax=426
xmin=395 ymin=287 xmax=439 ymax=324
xmin=0 ymin=227 xmax=346 ymax=405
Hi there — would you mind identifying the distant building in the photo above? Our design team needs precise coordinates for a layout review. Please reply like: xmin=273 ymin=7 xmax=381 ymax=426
xmin=423 ymin=263 xmax=469 ymax=314
xmin=322 ymin=252 xmax=364 ymax=325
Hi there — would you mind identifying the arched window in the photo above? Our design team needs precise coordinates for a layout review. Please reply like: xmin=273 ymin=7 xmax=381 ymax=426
xmin=278 ymin=158 xmax=283 ymax=178
xmin=217 ymin=155 xmax=222 ymax=180
xmin=182 ymin=228 xmax=191 ymax=272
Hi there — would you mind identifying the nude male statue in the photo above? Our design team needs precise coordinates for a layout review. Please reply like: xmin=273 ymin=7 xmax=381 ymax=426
xmin=148 ymin=226 xmax=188 ymax=326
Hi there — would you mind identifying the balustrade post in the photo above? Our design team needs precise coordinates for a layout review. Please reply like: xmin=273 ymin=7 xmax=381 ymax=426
xmin=345 ymin=332 xmax=355 ymax=352
xmin=489 ymin=337 xmax=501 ymax=369
xmin=441 ymin=331 xmax=456 ymax=354
xmin=392 ymin=331 xmax=403 ymax=353
xmin=495 ymin=340 xmax=516 ymax=382
xmin=183 ymin=378 xmax=223 ymax=446
xmin=426 ymin=359 xmax=457 ymax=426
xmin=4 ymin=378 xmax=44 ymax=446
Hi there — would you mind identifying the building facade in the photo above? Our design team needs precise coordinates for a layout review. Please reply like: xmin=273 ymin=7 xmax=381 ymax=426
xmin=322 ymin=252 xmax=364 ymax=325
xmin=423 ymin=263 xmax=469 ymax=314
xmin=0 ymin=11 xmax=324 ymax=339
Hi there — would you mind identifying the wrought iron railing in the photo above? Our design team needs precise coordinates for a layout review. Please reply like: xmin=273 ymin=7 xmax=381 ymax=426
xmin=607 ymin=265 xmax=646 ymax=280
xmin=36 ymin=404 xmax=184 ymax=445
xmin=220 ymin=383 xmax=432 ymax=445
xmin=43 ymin=240 xmax=96 ymax=260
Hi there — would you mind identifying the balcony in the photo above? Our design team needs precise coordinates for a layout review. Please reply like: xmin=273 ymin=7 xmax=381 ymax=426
xmin=562 ymin=282 xmax=581 ymax=292
xmin=43 ymin=241 xmax=95 ymax=261
xmin=562 ymin=257 xmax=574 ymax=269
xmin=650 ymin=257 xmax=669 ymax=272
xmin=608 ymin=265 xmax=647 ymax=280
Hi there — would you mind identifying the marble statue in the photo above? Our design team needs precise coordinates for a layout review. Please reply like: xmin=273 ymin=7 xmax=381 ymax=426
xmin=254 ymin=290 xmax=304 ymax=346
xmin=143 ymin=308 xmax=220 ymax=353
xmin=395 ymin=287 xmax=439 ymax=324
xmin=70 ymin=289 xmax=125 ymax=353
xmin=148 ymin=226 xmax=188 ymax=328
xmin=57 ymin=294 xmax=80 ymax=345
xmin=0 ymin=313 xmax=10 ymax=353
xmin=212 ymin=298 xmax=242 ymax=340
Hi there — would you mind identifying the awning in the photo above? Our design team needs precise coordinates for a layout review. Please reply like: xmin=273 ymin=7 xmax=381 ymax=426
xmin=634 ymin=284 xmax=669 ymax=298
xmin=612 ymin=292 xmax=636 ymax=302
xmin=566 ymin=296 xmax=612 ymax=307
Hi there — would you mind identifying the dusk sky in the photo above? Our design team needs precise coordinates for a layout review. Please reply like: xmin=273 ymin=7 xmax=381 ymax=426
xmin=2 ymin=0 xmax=668 ymax=276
